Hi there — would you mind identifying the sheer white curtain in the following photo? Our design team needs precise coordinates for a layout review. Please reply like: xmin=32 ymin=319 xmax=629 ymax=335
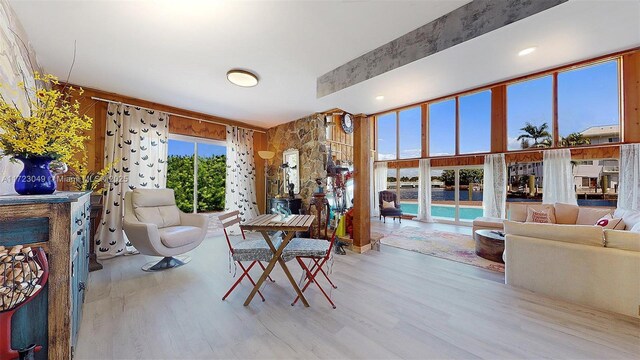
xmin=483 ymin=154 xmax=507 ymax=218
xmin=542 ymin=149 xmax=577 ymax=205
xmin=96 ymin=104 xmax=169 ymax=259
xmin=372 ymin=162 xmax=388 ymax=217
xmin=414 ymin=159 xmax=433 ymax=222
xmin=618 ymin=144 xmax=640 ymax=210
xmin=225 ymin=126 xmax=258 ymax=234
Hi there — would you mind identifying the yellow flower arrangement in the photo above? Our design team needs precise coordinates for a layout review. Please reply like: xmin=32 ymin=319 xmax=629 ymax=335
xmin=0 ymin=72 xmax=92 ymax=172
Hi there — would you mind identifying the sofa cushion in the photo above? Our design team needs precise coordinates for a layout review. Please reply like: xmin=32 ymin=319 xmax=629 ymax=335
xmin=509 ymin=203 xmax=556 ymax=223
xmin=614 ymin=208 xmax=640 ymax=230
xmin=473 ymin=217 xmax=504 ymax=228
xmin=576 ymin=207 xmax=613 ymax=225
xmin=604 ymin=229 xmax=640 ymax=252
xmin=594 ymin=215 xmax=626 ymax=230
xmin=503 ymin=220 xmax=604 ymax=247
xmin=132 ymin=188 xmax=176 ymax=207
xmin=526 ymin=208 xmax=552 ymax=223
xmin=554 ymin=203 xmax=579 ymax=224
xmin=158 ymin=226 xmax=201 ymax=248
xmin=632 ymin=222 xmax=640 ymax=233
xmin=382 ymin=200 xmax=395 ymax=209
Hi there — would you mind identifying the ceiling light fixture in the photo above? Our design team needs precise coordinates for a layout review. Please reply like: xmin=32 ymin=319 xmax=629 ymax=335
xmin=227 ymin=69 xmax=259 ymax=87
xmin=375 ymin=95 xmax=384 ymax=100
xmin=518 ymin=47 xmax=537 ymax=57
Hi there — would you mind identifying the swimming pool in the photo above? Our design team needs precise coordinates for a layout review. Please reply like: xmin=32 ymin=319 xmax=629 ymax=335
xmin=399 ymin=203 xmax=483 ymax=221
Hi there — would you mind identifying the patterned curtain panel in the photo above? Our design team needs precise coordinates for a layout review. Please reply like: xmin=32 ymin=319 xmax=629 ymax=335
xmin=542 ymin=149 xmax=577 ymax=205
xmin=225 ymin=126 xmax=258 ymax=234
xmin=618 ymin=143 xmax=640 ymax=210
xmin=415 ymin=159 xmax=434 ymax=222
xmin=482 ymin=154 xmax=507 ymax=218
xmin=372 ymin=162 xmax=388 ymax=217
xmin=95 ymin=103 xmax=169 ymax=259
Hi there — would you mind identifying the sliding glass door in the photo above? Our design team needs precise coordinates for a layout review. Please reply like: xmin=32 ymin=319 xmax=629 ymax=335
xmin=430 ymin=166 xmax=483 ymax=224
xmin=167 ymin=135 xmax=226 ymax=213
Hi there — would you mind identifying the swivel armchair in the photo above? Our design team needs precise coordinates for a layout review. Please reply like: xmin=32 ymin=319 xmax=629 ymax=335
xmin=123 ymin=188 xmax=209 ymax=271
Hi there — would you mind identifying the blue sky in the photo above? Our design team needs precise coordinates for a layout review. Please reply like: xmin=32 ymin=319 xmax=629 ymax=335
xmin=168 ymin=139 xmax=226 ymax=157
xmin=378 ymin=59 xmax=620 ymax=159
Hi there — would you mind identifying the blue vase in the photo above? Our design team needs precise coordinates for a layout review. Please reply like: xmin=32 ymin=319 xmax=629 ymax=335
xmin=14 ymin=156 xmax=57 ymax=195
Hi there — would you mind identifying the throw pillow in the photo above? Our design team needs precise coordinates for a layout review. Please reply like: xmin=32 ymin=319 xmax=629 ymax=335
xmin=631 ymin=222 xmax=640 ymax=233
xmin=594 ymin=214 xmax=626 ymax=230
xmin=382 ymin=200 xmax=396 ymax=209
xmin=525 ymin=208 xmax=551 ymax=223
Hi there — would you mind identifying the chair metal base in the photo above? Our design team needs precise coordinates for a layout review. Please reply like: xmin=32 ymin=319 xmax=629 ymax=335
xmin=141 ymin=256 xmax=191 ymax=272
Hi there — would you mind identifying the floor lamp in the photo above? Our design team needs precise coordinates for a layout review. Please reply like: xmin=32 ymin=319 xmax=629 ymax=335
xmin=258 ymin=150 xmax=275 ymax=214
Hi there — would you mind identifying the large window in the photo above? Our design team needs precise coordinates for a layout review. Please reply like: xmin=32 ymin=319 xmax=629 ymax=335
xmin=167 ymin=137 xmax=226 ymax=213
xmin=430 ymin=167 xmax=484 ymax=223
xmin=459 ymin=90 xmax=491 ymax=154
xmin=507 ymin=76 xmax=553 ymax=150
xmin=398 ymin=107 xmax=422 ymax=159
xmin=558 ymin=60 xmax=620 ymax=147
xmin=398 ymin=167 xmax=419 ymax=215
xmin=377 ymin=112 xmax=396 ymax=160
xmin=428 ymin=99 xmax=456 ymax=156
xmin=376 ymin=108 xmax=422 ymax=160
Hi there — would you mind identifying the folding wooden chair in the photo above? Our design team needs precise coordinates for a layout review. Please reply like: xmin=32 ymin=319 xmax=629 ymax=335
xmin=219 ymin=211 xmax=276 ymax=302
xmin=282 ymin=229 xmax=338 ymax=308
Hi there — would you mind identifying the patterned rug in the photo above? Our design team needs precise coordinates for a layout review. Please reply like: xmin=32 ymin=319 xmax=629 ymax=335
xmin=380 ymin=227 xmax=505 ymax=273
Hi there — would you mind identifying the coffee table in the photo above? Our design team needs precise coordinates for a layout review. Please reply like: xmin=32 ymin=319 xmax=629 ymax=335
xmin=474 ymin=229 xmax=505 ymax=263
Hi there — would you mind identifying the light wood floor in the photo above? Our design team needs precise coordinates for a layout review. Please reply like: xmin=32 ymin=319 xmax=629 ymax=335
xmin=77 ymin=220 xmax=639 ymax=359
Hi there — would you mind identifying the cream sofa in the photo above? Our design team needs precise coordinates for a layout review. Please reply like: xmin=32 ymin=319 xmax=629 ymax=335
xmin=472 ymin=203 xmax=616 ymax=236
xmin=503 ymin=214 xmax=640 ymax=319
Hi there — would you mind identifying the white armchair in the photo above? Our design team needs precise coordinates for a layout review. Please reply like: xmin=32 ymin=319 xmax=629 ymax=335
xmin=123 ymin=188 xmax=209 ymax=271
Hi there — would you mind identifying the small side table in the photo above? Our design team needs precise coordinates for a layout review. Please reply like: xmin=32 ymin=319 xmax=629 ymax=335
xmin=474 ymin=229 xmax=505 ymax=263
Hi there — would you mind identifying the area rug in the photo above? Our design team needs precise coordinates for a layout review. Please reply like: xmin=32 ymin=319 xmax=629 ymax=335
xmin=380 ymin=227 xmax=505 ymax=273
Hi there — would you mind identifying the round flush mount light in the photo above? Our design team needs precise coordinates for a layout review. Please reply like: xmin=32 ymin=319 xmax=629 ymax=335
xmin=518 ymin=47 xmax=537 ymax=57
xmin=375 ymin=95 xmax=385 ymax=100
xmin=226 ymin=69 xmax=259 ymax=87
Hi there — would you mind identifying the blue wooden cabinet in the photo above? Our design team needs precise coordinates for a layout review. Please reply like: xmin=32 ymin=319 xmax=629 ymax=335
xmin=0 ymin=191 xmax=91 ymax=359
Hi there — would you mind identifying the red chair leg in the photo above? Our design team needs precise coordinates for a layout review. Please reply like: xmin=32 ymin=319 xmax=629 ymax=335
xmin=292 ymin=257 xmax=336 ymax=309
xmin=258 ymin=261 xmax=276 ymax=282
xmin=222 ymin=261 xmax=266 ymax=302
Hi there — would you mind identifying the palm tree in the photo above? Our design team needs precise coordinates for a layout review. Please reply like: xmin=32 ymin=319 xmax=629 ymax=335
xmin=561 ymin=132 xmax=591 ymax=147
xmin=517 ymin=122 xmax=552 ymax=148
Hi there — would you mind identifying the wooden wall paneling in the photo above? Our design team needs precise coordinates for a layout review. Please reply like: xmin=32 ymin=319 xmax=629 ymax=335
xmin=491 ymin=85 xmax=507 ymax=153
xmin=431 ymin=155 xmax=484 ymax=168
xmin=503 ymin=145 xmax=620 ymax=164
xmin=169 ymin=116 xmax=227 ymax=141
xmin=352 ymin=115 xmax=371 ymax=252
xmin=623 ymin=52 xmax=640 ymax=142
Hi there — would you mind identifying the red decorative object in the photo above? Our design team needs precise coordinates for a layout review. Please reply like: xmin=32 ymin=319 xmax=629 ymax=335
xmin=0 ymin=247 xmax=49 ymax=360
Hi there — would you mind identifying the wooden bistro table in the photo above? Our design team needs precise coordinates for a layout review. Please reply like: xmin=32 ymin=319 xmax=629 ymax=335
xmin=240 ymin=214 xmax=315 ymax=307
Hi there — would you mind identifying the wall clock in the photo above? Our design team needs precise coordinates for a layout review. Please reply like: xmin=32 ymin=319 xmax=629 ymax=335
xmin=341 ymin=113 xmax=354 ymax=134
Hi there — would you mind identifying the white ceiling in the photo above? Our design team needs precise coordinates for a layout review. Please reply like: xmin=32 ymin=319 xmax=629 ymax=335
xmin=9 ymin=0 xmax=640 ymax=129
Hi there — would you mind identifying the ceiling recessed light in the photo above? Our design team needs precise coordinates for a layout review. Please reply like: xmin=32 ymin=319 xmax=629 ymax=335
xmin=518 ymin=47 xmax=537 ymax=57
xmin=227 ymin=69 xmax=259 ymax=87
xmin=375 ymin=95 xmax=384 ymax=100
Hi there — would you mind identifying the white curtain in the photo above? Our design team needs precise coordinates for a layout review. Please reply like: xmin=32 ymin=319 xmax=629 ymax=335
xmin=373 ymin=162 xmax=388 ymax=217
xmin=95 ymin=104 xmax=169 ymax=259
xmin=542 ymin=149 xmax=577 ymax=205
xmin=225 ymin=126 xmax=258 ymax=234
xmin=414 ymin=159 xmax=434 ymax=222
xmin=482 ymin=154 xmax=507 ymax=218
xmin=618 ymin=144 xmax=640 ymax=210
xmin=369 ymin=152 xmax=375 ymax=217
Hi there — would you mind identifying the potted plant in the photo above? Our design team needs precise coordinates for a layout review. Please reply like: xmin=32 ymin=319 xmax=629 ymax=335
xmin=0 ymin=73 xmax=91 ymax=195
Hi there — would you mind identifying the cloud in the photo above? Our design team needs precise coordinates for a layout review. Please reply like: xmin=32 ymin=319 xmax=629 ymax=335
xmin=378 ymin=153 xmax=396 ymax=160
xmin=400 ymin=148 xmax=421 ymax=158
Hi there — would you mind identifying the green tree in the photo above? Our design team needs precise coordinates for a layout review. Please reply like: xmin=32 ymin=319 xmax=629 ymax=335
xmin=439 ymin=169 xmax=483 ymax=186
xmin=166 ymin=154 xmax=226 ymax=213
xmin=560 ymin=132 xmax=591 ymax=147
xmin=517 ymin=122 xmax=552 ymax=148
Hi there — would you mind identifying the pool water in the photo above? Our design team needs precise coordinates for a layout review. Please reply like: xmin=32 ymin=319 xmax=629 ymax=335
xmin=399 ymin=203 xmax=483 ymax=221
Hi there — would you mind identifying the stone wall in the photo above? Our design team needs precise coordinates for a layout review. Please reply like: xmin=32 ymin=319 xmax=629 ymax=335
xmin=266 ymin=113 xmax=327 ymax=210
